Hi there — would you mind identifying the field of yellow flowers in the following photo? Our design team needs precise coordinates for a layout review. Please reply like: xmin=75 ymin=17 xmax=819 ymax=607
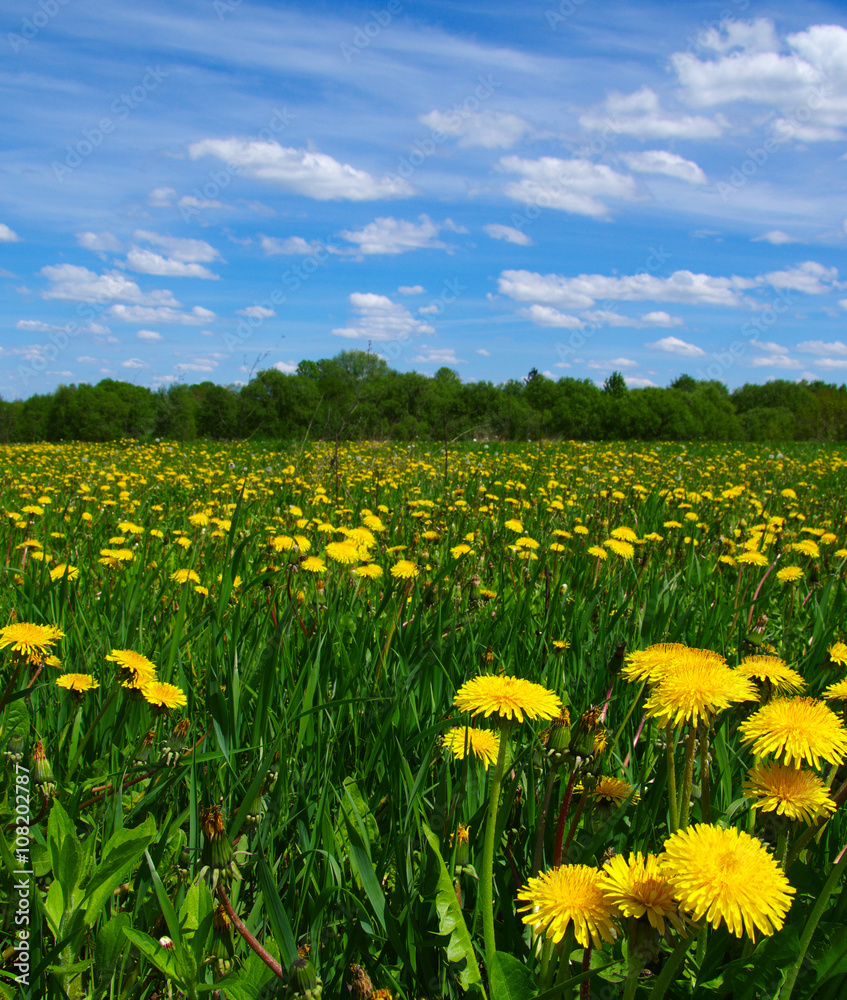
xmin=1 ymin=438 xmax=847 ymax=1000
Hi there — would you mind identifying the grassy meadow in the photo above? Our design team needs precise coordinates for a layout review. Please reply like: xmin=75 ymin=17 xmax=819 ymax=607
xmin=1 ymin=438 xmax=847 ymax=1000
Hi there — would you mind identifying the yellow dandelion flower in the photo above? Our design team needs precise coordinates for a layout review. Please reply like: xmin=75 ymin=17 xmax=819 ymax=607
xmin=588 ymin=546 xmax=608 ymax=560
xmin=776 ymin=566 xmax=803 ymax=583
xmin=454 ymin=675 xmax=561 ymax=723
xmin=739 ymin=696 xmax=847 ymax=769
xmin=827 ymin=642 xmax=847 ymax=666
xmin=600 ymin=852 xmax=686 ymax=935
xmin=442 ymin=727 xmax=501 ymax=769
xmin=325 ymin=541 xmax=360 ymax=564
xmin=517 ymin=865 xmax=617 ymax=948
xmin=391 ymin=560 xmax=418 ymax=580
xmin=170 ymin=568 xmax=200 ymax=585
xmin=743 ymin=761 xmax=836 ymax=824
xmin=591 ymin=776 xmax=639 ymax=805
xmin=736 ymin=655 xmax=806 ymax=695
xmin=56 ymin=673 xmax=99 ymax=693
xmin=824 ymin=677 xmax=847 ymax=700
xmin=622 ymin=643 xmax=717 ymax=686
xmin=604 ymin=538 xmax=634 ymax=559
xmin=737 ymin=551 xmax=769 ymax=567
xmin=142 ymin=681 xmax=188 ymax=710
xmin=271 ymin=534 xmax=296 ymax=552
xmin=49 ymin=564 xmax=79 ymax=582
xmin=791 ymin=539 xmax=820 ymax=558
xmin=611 ymin=526 xmax=638 ymax=542
xmin=644 ymin=649 xmax=757 ymax=728
xmin=504 ymin=519 xmax=523 ymax=533
xmin=450 ymin=544 xmax=474 ymax=558
xmin=0 ymin=622 xmax=64 ymax=662
xmin=106 ymin=649 xmax=157 ymax=685
xmin=300 ymin=556 xmax=326 ymax=574
xmin=661 ymin=824 xmax=794 ymax=940
xmin=353 ymin=563 xmax=383 ymax=580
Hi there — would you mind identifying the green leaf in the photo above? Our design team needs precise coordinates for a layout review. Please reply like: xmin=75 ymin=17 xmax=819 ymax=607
xmin=179 ymin=878 xmax=215 ymax=969
xmin=47 ymin=800 xmax=80 ymax=889
xmin=95 ymin=912 xmax=132 ymax=977
xmin=255 ymin=850 xmax=299 ymax=969
xmin=489 ymin=951 xmax=535 ymax=1000
xmin=421 ymin=822 xmax=483 ymax=993
xmin=42 ymin=878 xmax=64 ymax=937
xmin=123 ymin=926 xmax=178 ymax=979
xmin=814 ymin=925 xmax=847 ymax=985
xmin=83 ymin=816 xmax=156 ymax=926
xmin=0 ymin=698 xmax=29 ymax=748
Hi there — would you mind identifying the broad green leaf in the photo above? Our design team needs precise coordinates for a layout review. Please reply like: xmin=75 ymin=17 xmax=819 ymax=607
xmin=95 ymin=912 xmax=132 ymax=978
xmin=83 ymin=817 xmax=156 ymax=925
xmin=421 ymin=822 xmax=483 ymax=993
xmin=123 ymin=926 xmax=178 ymax=978
xmin=489 ymin=951 xmax=535 ymax=1000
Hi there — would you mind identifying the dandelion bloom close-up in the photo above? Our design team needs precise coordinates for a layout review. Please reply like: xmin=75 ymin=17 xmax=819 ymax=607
xmin=743 ymin=761 xmax=836 ymax=824
xmin=739 ymin=696 xmax=847 ymax=769
xmin=390 ymin=560 xmax=419 ymax=580
xmin=106 ymin=648 xmax=157 ymax=684
xmin=0 ymin=622 xmax=65 ymax=662
xmin=661 ymin=824 xmax=794 ymax=940
xmin=517 ymin=865 xmax=617 ymax=948
xmin=644 ymin=649 xmax=757 ymax=727
xmin=142 ymin=681 xmax=188 ymax=710
xmin=590 ymin=776 xmax=639 ymax=806
xmin=736 ymin=655 xmax=806 ymax=696
xmin=600 ymin=852 xmax=685 ymax=935
xmin=453 ymin=675 xmax=561 ymax=723
xmin=442 ymin=726 xmax=501 ymax=768
xmin=56 ymin=673 xmax=100 ymax=693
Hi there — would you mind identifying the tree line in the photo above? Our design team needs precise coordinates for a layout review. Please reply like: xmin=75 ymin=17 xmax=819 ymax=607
xmin=2 ymin=350 xmax=847 ymax=443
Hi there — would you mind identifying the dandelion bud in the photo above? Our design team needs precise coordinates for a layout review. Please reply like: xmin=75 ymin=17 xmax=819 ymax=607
xmin=4 ymin=732 xmax=25 ymax=768
xmin=547 ymin=708 xmax=571 ymax=752
xmin=569 ymin=708 xmax=599 ymax=759
xmin=289 ymin=958 xmax=322 ymax=1000
xmin=32 ymin=741 xmax=56 ymax=797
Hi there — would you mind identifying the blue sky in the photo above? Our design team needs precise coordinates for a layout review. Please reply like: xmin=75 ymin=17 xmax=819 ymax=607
xmin=2 ymin=0 xmax=847 ymax=398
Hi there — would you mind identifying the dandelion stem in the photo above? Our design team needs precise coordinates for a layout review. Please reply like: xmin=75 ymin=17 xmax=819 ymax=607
xmin=647 ymin=934 xmax=692 ymax=1000
xmin=217 ymin=884 xmax=285 ymax=980
xmin=621 ymin=948 xmax=645 ymax=1000
xmin=699 ymin=723 xmax=711 ymax=824
xmin=665 ymin=723 xmax=679 ymax=834
xmin=533 ymin=771 xmax=557 ymax=875
xmin=481 ymin=717 xmax=512 ymax=968
xmin=678 ymin=725 xmax=697 ymax=829
xmin=553 ymin=762 xmax=579 ymax=868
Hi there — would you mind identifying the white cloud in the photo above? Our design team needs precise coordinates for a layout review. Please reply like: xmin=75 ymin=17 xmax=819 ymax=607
xmin=178 ymin=195 xmax=224 ymax=210
xmin=236 ymin=305 xmax=276 ymax=319
xmin=499 ymin=268 xmax=754 ymax=310
xmin=520 ymin=305 xmax=584 ymax=328
xmin=137 ymin=329 xmax=162 ymax=341
xmin=261 ymin=235 xmax=331 ymax=255
xmin=483 ymin=224 xmax=533 ymax=246
xmin=132 ymin=231 xmax=221 ymax=263
xmin=621 ymin=150 xmax=707 ymax=184
xmin=814 ymin=357 xmax=847 ymax=369
xmin=796 ymin=339 xmax=847 ymax=355
xmin=123 ymin=248 xmax=220 ymax=280
xmin=761 ymin=261 xmax=839 ymax=294
xmin=411 ymin=348 xmax=465 ymax=365
xmin=76 ymin=356 xmax=98 ymax=363
xmin=500 ymin=156 xmax=637 ymax=217
xmin=671 ymin=22 xmax=847 ymax=137
xmin=419 ymin=109 xmax=531 ymax=148
xmin=476 ymin=348 xmax=491 ymax=356
xmin=148 ymin=187 xmax=176 ymax=207
xmin=174 ymin=361 xmax=217 ymax=373
xmin=750 ymin=353 xmax=802 ymax=368
xmin=339 ymin=215 xmax=448 ymax=255
xmin=640 ymin=311 xmax=684 ymax=327
xmin=0 ymin=224 xmax=20 ymax=243
xmin=108 ymin=304 xmax=215 ymax=325
xmin=121 ymin=358 xmax=147 ymax=369
xmin=274 ymin=360 xmax=298 ymax=373
xmin=753 ymin=230 xmax=803 ymax=245
xmin=188 ymin=139 xmax=415 ymax=200
xmin=625 ymin=376 xmax=658 ymax=387
xmin=398 ymin=285 xmax=424 ymax=295
xmin=587 ymin=358 xmax=637 ymax=369
xmin=580 ymin=87 xmax=723 ymax=139
xmin=332 ymin=292 xmax=434 ymax=342
xmin=77 ymin=231 xmax=121 ymax=252
xmin=646 ymin=336 xmax=706 ymax=358
xmin=751 ymin=339 xmax=789 ymax=353
xmin=40 ymin=264 xmax=181 ymax=306
xmin=418 ymin=304 xmax=440 ymax=315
